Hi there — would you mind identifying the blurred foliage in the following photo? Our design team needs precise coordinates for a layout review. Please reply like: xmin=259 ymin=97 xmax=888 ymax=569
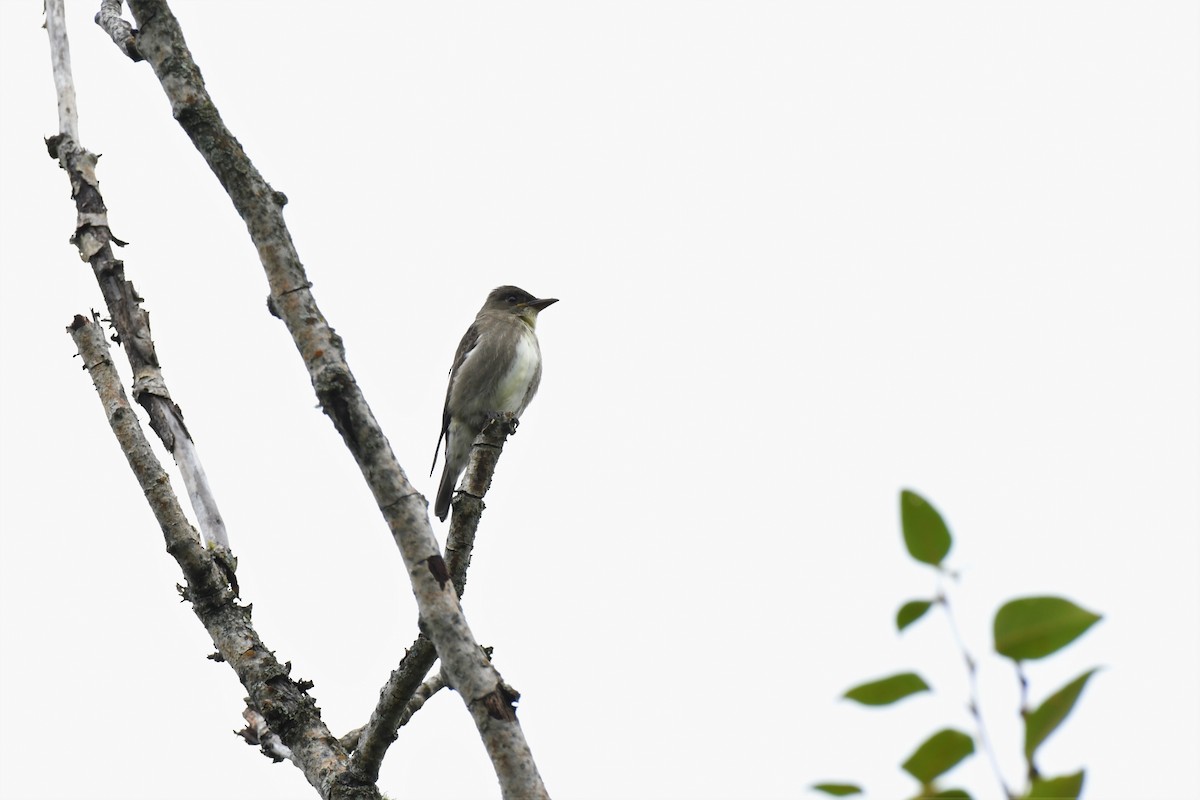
xmin=812 ymin=490 xmax=1102 ymax=800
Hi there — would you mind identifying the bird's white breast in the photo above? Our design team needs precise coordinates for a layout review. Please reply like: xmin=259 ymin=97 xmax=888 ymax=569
xmin=494 ymin=329 xmax=541 ymax=417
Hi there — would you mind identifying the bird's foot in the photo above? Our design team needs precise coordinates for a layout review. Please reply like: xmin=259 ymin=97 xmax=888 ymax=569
xmin=485 ymin=411 xmax=519 ymax=435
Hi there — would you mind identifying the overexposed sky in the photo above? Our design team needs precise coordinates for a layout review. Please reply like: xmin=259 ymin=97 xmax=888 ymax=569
xmin=1 ymin=2 xmax=1197 ymax=799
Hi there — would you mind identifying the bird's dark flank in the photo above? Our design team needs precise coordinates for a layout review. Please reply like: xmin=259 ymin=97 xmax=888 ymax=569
xmin=430 ymin=286 xmax=558 ymax=521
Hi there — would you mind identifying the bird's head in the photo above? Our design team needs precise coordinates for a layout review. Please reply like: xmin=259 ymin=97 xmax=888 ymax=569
xmin=484 ymin=285 xmax=559 ymax=327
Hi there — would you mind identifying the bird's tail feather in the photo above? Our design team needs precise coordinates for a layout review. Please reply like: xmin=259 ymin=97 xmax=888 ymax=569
xmin=434 ymin=463 xmax=457 ymax=521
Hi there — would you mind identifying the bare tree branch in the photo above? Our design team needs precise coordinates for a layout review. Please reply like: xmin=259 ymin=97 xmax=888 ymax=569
xmin=394 ymin=670 xmax=450 ymax=731
xmin=45 ymin=0 xmax=228 ymax=550
xmin=48 ymin=6 xmax=371 ymax=796
xmin=349 ymin=637 xmax=438 ymax=783
xmin=349 ymin=421 xmax=515 ymax=783
xmin=47 ymin=133 xmax=229 ymax=549
xmin=67 ymin=316 xmax=381 ymax=800
xmin=341 ymin=671 xmax=448 ymax=755
xmin=109 ymin=2 xmax=548 ymax=795
xmin=94 ymin=0 xmax=142 ymax=61
xmin=446 ymin=420 xmax=518 ymax=596
xmin=44 ymin=0 xmax=79 ymax=142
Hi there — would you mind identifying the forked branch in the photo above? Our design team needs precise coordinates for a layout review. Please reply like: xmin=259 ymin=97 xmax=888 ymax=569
xmin=97 ymin=1 xmax=547 ymax=795
xmin=67 ymin=316 xmax=381 ymax=800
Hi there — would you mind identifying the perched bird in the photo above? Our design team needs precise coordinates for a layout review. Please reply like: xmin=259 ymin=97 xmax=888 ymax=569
xmin=430 ymin=286 xmax=558 ymax=521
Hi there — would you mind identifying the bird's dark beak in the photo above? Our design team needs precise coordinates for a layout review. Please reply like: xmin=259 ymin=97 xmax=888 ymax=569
xmin=527 ymin=297 xmax=559 ymax=312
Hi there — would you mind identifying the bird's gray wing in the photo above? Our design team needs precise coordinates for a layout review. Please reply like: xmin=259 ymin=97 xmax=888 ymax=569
xmin=430 ymin=322 xmax=482 ymax=475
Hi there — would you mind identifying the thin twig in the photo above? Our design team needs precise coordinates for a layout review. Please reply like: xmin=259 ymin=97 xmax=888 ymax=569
xmin=1016 ymin=661 xmax=1038 ymax=784
xmin=937 ymin=577 xmax=1015 ymax=800
xmin=341 ymin=672 xmax=448 ymax=754
xmin=397 ymin=672 xmax=448 ymax=729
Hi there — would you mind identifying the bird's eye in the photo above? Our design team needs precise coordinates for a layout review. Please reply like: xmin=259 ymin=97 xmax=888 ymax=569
xmin=505 ymin=294 xmax=519 ymax=303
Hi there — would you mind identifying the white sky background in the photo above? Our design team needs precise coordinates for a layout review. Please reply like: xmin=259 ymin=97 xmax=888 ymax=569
xmin=1 ymin=2 xmax=1197 ymax=799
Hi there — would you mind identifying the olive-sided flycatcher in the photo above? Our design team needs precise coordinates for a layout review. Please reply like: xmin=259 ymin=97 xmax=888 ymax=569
xmin=430 ymin=286 xmax=558 ymax=521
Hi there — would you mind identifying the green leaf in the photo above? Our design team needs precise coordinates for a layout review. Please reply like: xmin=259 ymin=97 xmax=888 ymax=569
xmin=897 ymin=600 xmax=934 ymax=632
xmin=810 ymin=783 xmax=863 ymax=797
xmin=994 ymin=597 xmax=1102 ymax=661
xmin=901 ymin=728 xmax=975 ymax=784
xmin=1024 ymin=770 xmax=1084 ymax=799
xmin=900 ymin=490 xmax=952 ymax=566
xmin=926 ymin=791 xmax=972 ymax=799
xmin=1025 ymin=669 xmax=1100 ymax=759
xmin=844 ymin=672 xmax=931 ymax=706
